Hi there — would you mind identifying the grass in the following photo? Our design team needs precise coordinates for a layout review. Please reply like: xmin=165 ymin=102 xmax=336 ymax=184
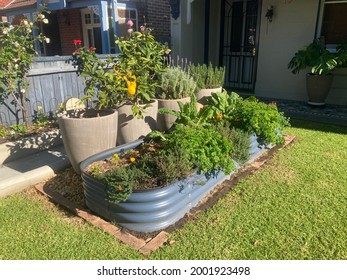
xmin=0 ymin=119 xmax=346 ymax=259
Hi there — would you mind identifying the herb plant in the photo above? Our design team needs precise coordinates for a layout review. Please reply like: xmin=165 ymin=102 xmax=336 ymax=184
xmin=156 ymin=66 xmax=196 ymax=99
xmin=189 ymin=63 xmax=226 ymax=90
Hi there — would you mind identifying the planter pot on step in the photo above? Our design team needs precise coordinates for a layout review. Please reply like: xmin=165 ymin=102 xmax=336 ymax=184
xmin=117 ymin=100 xmax=158 ymax=145
xmin=80 ymin=135 xmax=269 ymax=233
xmin=157 ymin=97 xmax=191 ymax=131
xmin=58 ymin=109 xmax=118 ymax=174
xmin=196 ymin=87 xmax=222 ymax=105
xmin=306 ymin=73 xmax=333 ymax=106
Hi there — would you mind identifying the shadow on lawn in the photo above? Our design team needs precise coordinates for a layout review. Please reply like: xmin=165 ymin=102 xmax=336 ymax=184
xmin=289 ymin=118 xmax=347 ymax=135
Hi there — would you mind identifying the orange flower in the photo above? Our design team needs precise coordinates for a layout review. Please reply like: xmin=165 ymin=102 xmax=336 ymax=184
xmin=217 ymin=113 xmax=223 ymax=119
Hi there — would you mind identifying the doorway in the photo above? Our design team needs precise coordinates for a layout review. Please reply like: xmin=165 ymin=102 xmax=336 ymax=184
xmin=220 ymin=0 xmax=261 ymax=91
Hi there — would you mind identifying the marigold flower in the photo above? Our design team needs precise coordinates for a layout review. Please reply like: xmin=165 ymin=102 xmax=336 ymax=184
xmin=130 ymin=157 xmax=136 ymax=163
xmin=217 ymin=113 xmax=223 ymax=119
xmin=113 ymin=153 xmax=119 ymax=160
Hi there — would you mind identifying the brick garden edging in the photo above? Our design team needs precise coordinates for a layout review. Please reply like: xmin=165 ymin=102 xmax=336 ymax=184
xmin=35 ymin=135 xmax=295 ymax=255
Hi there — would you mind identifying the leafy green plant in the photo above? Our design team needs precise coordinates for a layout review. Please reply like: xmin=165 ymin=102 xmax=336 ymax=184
xmin=33 ymin=105 xmax=50 ymax=127
xmin=204 ymin=90 xmax=242 ymax=123
xmin=0 ymin=126 xmax=9 ymax=138
xmin=70 ymin=41 xmax=124 ymax=110
xmin=158 ymin=94 xmax=212 ymax=127
xmin=189 ymin=63 xmax=225 ymax=90
xmin=233 ymin=97 xmax=290 ymax=145
xmin=288 ymin=39 xmax=347 ymax=75
xmin=164 ymin=124 xmax=236 ymax=176
xmin=156 ymin=66 xmax=196 ymax=99
xmin=10 ymin=124 xmax=27 ymax=134
xmin=114 ymin=21 xmax=171 ymax=117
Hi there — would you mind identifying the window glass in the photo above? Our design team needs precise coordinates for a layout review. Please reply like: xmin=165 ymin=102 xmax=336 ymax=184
xmin=321 ymin=2 xmax=347 ymax=45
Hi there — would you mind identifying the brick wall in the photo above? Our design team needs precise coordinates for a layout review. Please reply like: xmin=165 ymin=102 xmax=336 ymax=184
xmin=145 ymin=0 xmax=171 ymax=45
xmin=57 ymin=9 xmax=83 ymax=56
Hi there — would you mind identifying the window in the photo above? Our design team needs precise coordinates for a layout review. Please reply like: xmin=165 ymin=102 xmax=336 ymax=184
xmin=320 ymin=0 xmax=347 ymax=47
xmin=117 ymin=7 xmax=138 ymax=37
xmin=81 ymin=8 xmax=103 ymax=54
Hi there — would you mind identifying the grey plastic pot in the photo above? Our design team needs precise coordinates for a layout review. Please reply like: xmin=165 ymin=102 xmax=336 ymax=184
xmin=58 ymin=109 xmax=118 ymax=174
xmin=196 ymin=87 xmax=222 ymax=105
xmin=117 ymin=100 xmax=158 ymax=145
xmin=156 ymin=96 xmax=191 ymax=131
xmin=80 ymin=135 xmax=269 ymax=233
xmin=306 ymin=74 xmax=334 ymax=105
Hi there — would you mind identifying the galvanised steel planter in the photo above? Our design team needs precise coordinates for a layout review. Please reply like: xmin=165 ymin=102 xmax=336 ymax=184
xmin=80 ymin=135 xmax=269 ymax=233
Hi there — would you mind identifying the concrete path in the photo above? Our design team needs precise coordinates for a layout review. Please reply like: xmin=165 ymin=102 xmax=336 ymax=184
xmin=0 ymin=144 xmax=70 ymax=198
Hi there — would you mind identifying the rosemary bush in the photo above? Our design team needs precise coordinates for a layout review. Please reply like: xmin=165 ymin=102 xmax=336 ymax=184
xmin=189 ymin=63 xmax=226 ymax=90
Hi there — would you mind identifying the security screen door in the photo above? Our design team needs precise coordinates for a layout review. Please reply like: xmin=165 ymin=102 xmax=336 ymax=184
xmin=220 ymin=0 xmax=261 ymax=91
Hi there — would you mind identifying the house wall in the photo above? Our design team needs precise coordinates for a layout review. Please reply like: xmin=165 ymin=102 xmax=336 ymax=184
xmin=175 ymin=0 xmax=347 ymax=106
xmin=171 ymin=0 xmax=205 ymax=64
xmin=146 ymin=0 xmax=171 ymax=44
xmin=255 ymin=0 xmax=318 ymax=102
xmin=256 ymin=0 xmax=347 ymax=106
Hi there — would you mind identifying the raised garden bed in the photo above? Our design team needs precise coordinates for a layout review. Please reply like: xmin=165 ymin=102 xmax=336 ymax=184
xmin=80 ymin=134 xmax=271 ymax=233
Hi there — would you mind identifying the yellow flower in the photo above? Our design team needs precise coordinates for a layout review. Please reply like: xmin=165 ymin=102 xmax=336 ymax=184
xmin=113 ymin=153 xmax=119 ymax=160
xmin=130 ymin=157 xmax=136 ymax=163
xmin=127 ymin=81 xmax=137 ymax=96
xmin=37 ymin=105 xmax=43 ymax=111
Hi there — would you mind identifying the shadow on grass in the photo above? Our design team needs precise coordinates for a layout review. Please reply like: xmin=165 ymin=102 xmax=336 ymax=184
xmin=289 ymin=118 xmax=347 ymax=135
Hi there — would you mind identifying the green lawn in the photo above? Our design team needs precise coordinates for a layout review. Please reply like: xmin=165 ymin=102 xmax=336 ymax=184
xmin=0 ymin=119 xmax=346 ymax=260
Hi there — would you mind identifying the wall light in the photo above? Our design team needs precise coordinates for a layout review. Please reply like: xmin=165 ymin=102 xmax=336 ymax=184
xmin=265 ymin=6 xmax=274 ymax=23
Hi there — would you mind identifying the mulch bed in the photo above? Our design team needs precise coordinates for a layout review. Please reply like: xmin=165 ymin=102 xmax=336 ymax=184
xmin=34 ymin=135 xmax=296 ymax=256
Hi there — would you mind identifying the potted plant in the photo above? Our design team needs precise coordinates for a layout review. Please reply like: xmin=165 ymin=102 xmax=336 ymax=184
xmin=114 ymin=21 xmax=171 ymax=144
xmin=58 ymin=40 xmax=121 ymax=174
xmin=288 ymin=39 xmax=347 ymax=105
xmin=79 ymin=91 xmax=289 ymax=232
xmin=189 ymin=62 xmax=226 ymax=105
xmin=155 ymin=66 xmax=197 ymax=131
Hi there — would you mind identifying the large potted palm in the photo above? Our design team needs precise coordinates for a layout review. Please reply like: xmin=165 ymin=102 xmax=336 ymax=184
xmin=288 ymin=39 xmax=347 ymax=105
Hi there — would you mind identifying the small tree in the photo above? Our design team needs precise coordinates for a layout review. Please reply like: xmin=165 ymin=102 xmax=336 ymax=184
xmin=0 ymin=10 xmax=49 ymax=127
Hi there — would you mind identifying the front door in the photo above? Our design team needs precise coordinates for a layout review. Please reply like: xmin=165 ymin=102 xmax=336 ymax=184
xmin=220 ymin=0 xmax=261 ymax=91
